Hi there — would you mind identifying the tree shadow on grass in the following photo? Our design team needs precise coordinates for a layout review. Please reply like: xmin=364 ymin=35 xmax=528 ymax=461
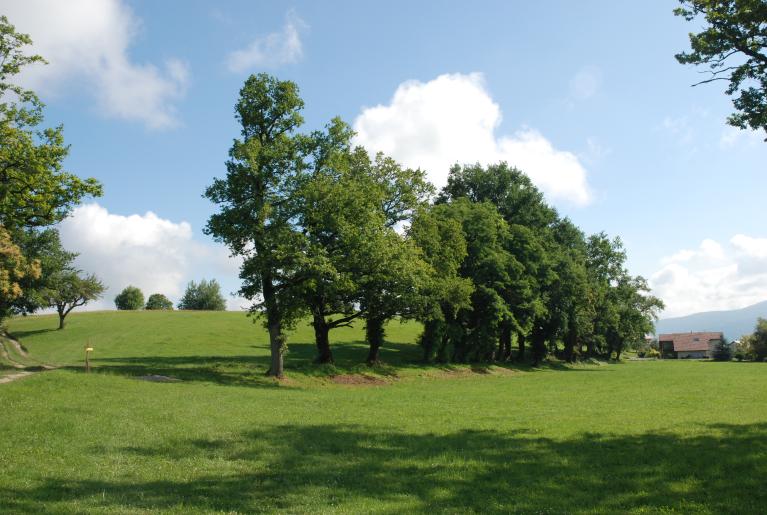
xmin=76 ymin=340 xmax=606 ymax=388
xmin=8 ymin=328 xmax=56 ymax=340
xmin=1 ymin=422 xmax=765 ymax=513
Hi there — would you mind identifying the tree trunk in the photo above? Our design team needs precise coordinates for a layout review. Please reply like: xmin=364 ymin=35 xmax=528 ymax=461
xmin=517 ymin=333 xmax=526 ymax=362
xmin=262 ymin=272 xmax=284 ymax=377
xmin=531 ymin=326 xmax=547 ymax=366
xmin=58 ymin=313 xmax=66 ymax=330
xmin=564 ymin=327 xmax=577 ymax=363
xmin=499 ymin=324 xmax=512 ymax=361
xmin=365 ymin=316 xmax=385 ymax=365
xmin=421 ymin=320 xmax=438 ymax=362
xmin=312 ymin=313 xmax=333 ymax=364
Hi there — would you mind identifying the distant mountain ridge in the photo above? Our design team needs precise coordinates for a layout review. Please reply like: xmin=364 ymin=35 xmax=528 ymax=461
xmin=655 ymin=300 xmax=767 ymax=340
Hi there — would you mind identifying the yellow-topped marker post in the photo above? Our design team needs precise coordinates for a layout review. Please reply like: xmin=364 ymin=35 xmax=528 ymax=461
xmin=84 ymin=345 xmax=93 ymax=373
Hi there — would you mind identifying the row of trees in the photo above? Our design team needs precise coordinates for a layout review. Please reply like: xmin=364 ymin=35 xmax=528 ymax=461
xmin=0 ymin=17 xmax=103 ymax=330
xmin=206 ymin=74 xmax=665 ymax=377
xmin=113 ymin=280 xmax=227 ymax=311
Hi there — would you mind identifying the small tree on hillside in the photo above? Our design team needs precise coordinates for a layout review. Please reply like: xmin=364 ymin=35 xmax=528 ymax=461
xmin=115 ymin=286 xmax=144 ymax=310
xmin=145 ymin=293 xmax=173 ymax=310
xmin=177 ymin=279 xmax=226 ymax=311
xmin=45 ymin=272 xmax=105 ymax=329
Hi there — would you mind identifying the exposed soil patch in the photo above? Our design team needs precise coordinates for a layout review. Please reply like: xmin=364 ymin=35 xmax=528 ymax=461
xmin=0 ymin=343 xmax=25 ymax=369
xmin=430 ymin=365 xmax=518 ymax=380
xmin=0 ymin=371 xmax=34 ymax=384
xmin=6 ymin=335 xmax=29 ymax=357
xmin=135 ymin=374 xmax=182 ymax=383
xmin=331 ymin=374 xmax=389 ymax=386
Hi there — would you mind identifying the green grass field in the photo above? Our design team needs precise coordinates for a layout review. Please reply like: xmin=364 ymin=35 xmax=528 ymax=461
xmin=1 ymin=311 xmax=766 ymax=513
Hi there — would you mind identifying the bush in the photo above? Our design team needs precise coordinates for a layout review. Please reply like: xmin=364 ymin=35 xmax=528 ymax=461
xmin=177 ymin=279 xmax=226 ymax=311
xmin=711 ymin=339 xmax=732 ymax=361
xmin=114 ymin=286 xmax=144 ymax=310
xmin=646 ymin=348 xmax=660 ymax=359
xmin=145 ymin=293 xmax=173 ymax=310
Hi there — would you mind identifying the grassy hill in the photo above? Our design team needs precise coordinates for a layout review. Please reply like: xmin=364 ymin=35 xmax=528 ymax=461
xmin=1 ymin=311 xmax=766 ymax=513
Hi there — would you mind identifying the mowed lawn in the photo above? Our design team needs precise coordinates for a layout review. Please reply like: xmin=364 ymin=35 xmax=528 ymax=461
xmin=1 ymin=312 xmax=766 ymax=513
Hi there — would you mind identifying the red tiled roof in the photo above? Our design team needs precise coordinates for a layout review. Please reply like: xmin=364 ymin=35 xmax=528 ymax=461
xmin=658 ymin=332 xmax=723 ymax=352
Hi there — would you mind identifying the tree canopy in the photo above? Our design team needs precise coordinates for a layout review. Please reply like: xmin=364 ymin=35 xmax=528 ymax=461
xmin=115 ymin=286 xmax=144 ymax=311
xmin=0 ymin=16 xmax=101 ymax=327
xmin=146 ymin=293 xmax=174 ymax=311
xmin=204 ymin=74 xmax=664 ymax=376
xmin=675 ymin=0 xmax=767 ymax=139
xmin=177 ymin=280 xmax=226 ymax=311
xmin=44 ymin=271 xmax=105 ymax=329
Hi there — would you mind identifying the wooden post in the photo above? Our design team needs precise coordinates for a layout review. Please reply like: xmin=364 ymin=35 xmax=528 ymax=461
xmin=84 ymin=344 xmax=93 ymax=373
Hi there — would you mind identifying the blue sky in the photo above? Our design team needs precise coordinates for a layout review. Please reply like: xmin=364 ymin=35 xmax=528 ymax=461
xmin=5 ymin=0 xmax=767 ymax=317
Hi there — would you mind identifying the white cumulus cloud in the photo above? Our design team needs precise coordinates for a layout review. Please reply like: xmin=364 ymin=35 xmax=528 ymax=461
xmin=226 ymin=11 xmax=305 ymax=72
xmin=651 ymin=235 xmax=767 ymax=317
xmin=58 ymin=204 xmax=244 ymax=310
xmin=353 ymin=73 xmax=591 ymax=206
xmin=4 ymin=0 xmax=189 ymax=129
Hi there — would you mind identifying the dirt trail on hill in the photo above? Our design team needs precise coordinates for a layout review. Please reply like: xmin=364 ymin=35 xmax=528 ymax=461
xmin=0 ymin=371 xmax=34 ymax=384
xmin=0 ymin=333 xmax=55 ymax=385
xmin=6 ymin=335 xmax=29 ymax=357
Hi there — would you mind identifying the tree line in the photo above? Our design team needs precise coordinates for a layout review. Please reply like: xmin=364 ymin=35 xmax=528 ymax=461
xmin=0 ymin=16 xmax=665 ymax=374
xmin=205 ymin=74 xmax=665 ymax=377
xmin=113 ymin=280 xmax=227 ymax=311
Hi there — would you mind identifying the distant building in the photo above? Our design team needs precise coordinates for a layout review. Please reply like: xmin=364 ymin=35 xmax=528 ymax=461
xmin=658 ymin=332 xmax=724 ymax=359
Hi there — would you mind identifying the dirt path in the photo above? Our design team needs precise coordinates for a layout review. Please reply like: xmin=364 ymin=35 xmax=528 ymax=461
xmin=0 ymin=334 xmax=55 ymax=385
xmin=6 ymin=335 xmax=29 ymax=357
xmin=0 ymin=340 xmax=25 ymax=369
xmin=0 ymin=371 xmax=34 ymax=384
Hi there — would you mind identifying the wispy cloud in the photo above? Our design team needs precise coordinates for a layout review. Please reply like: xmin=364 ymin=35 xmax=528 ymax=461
xmin=226 ymin=11 xmax=306 ymax=73
xmin=568 ymin=66 xmax=602 ymax=102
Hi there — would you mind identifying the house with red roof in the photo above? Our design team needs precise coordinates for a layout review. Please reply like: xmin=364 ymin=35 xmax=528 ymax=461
xmin=658 ymin=332 xmax=724 ymax=359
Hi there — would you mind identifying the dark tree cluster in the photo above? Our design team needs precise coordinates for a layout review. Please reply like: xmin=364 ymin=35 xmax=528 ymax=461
xmin=206 ymin=74 xmax=664 ymax=377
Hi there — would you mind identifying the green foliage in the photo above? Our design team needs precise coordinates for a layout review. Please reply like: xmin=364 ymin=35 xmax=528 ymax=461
xmin=674 ymin=0 xmax=767 ymax=139
xmin=177 ymin=279 xmax=226 ymax=311
xmin=114 ymin=286 xmax=144 ymax=311
xmin=204 ymin=77 xmax=663 ymax=371
xmin=748 ymin=317 xmax=767 ymax=360
xmin=145 ymin=293 xmax=173 ymax=311
xmin=43 ymin=271 xmax=105 ymax=329
xmin=0 ymin=16 xmax=101 ymax=231
xmin=0 ymin=17 xmax=99 ymax=327
xmin=205 ymin=74 xmax=308 ymax=376
xmin=711 ymin=337 xmax=732 ymax=361
xmin=12 ymin=228 xmax=76 ymax=314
